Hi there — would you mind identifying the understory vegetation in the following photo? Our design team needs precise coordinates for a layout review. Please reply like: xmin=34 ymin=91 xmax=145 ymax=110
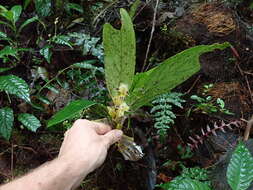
xmin=0 ymin=0 xmax=253 ymax=189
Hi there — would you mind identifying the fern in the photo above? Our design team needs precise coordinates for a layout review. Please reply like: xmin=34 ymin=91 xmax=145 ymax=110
xmin=181 ymin=167 xmax=211 ymax=186
xmin=188 ymin=120 xmax=241 ymax=149
xmin=151 ymin=92 xmax=185 ymax=137
xmin=67 ymin=32 xmax=104 ymax=62
xmin=160 ymin=167 xmax=212 ymax=190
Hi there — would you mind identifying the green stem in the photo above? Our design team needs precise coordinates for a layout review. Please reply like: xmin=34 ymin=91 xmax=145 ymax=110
xmin=38 ymin=65 xmax=73 ymax=93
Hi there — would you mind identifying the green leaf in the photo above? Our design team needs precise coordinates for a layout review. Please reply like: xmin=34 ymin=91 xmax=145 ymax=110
xmin=103 ymin=8 xmax=136 ymax=97
xmin=1 ymin=11 xmax=13 ymax=22
xmin=24 ymin=0 xmax=32 ymax=9
xmin=40 ymin=45 xmax=52 ymax=63
xmin=11 ymin=5 xmax=22 ymax=24
xmin=127 ymin=42 xmax=231 ymax=111
xmin=0 ymin=46 xmax=18 ymax=59
xmin=129 ymin=0 xmax=141 ymax=19
xmin=18 ymin=113 xmax=41 ymax=132
xmin=227 ymin=141 xmax=253 ymax=190
xmin=51 ymin=35 xmax=72 ymax=48
xmin=216 ymin=98 xmax=225 ymax=109
xmin=45 ymin=84 xmax=59 ymax=94
xmin=72 ymin=60 xmax=104 ymax=72
xmin=72 ymin=60 xmax=97 ymax=68
xmin=18 ymin=16 xmax=38 ymax=33
xmin=65 ymin=3 xmax=84 ymax=14
xmin=160 ymin=178 xmax=211 ymax=190
xmin=47 ymin=99 xmax=96 ymax=128
xmin=0 ymin=107 xmax=14 ymax=140
xmin=36 ymin=95 xmax=51 ymax=104
xmin=0 ymin=75 xmax=30 ymax=102
xmin=35 ymin=0 xmax=52 ymax=17
xmin=0 ymin=67 xmax=11 ymax=73
xmin=0 ymin=5 xmax=8 ymax=14
xmin=0 ymin=31 xmax=12 ymax=42
xmin=0 ymin=31 xmax=7 ymax=38
xmin=191 ymin=95 xmax=204 ymax=103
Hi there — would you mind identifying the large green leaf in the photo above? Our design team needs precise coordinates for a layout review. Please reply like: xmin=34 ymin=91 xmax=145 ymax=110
xmin=160 ymin=178 xmax=211 ymax=190
xmin=126 ymin=42 xmax=230 ymax=111
xmin=65 ymin=3 xmax=84 ymax=14
xmin=18 ymin=16 xmax=38 ymax=33
xmin=35 ymin=0 xmax=52 ymax=17
xmin=103 ymin=8 xmax=136 ymax=97
xmin=0 ymin=46 xmax=18 ymax=59
xmin=47 ymin=99 xmax=96 ymax=128
xmin=11 ymin=5 xmax=22 ymax=24
xmin=0 ymin=107 xmax=14 ymax=140
xmin=0 ymin=75 xmax=30 ymax=102
xmin=18 ymin=113 xmax=41 ymax=132
xmin=227 ymin=142 xmax=253 ymax=190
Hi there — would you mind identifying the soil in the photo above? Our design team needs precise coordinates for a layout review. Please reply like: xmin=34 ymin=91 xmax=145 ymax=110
xmin=0 ymin=1 xmax=253 ymax=190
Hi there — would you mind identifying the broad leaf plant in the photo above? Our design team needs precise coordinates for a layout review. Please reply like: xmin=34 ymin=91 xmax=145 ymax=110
xmin=47 ymin=9 xmax=231 ymax=161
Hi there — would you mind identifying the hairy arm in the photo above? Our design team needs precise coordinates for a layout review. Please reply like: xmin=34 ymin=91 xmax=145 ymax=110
xmin=0 ymin=119 xmax=122 ymax=190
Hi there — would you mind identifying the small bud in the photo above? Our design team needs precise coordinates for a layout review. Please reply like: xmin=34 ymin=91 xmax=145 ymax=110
xmin=118 ymin=83 xmax=128 ymax=97
xmin=119 ymin=102 xmax=129 ymax=112
xmin=107 ymin=106 xmax=116 ymax=119
xmin=54 ymin=17 xmax=59 ymax=25
xmin=116 ymin=109 xmax=125 ymax=118
xmin=112 ymin=96 xmax=124 ymax=106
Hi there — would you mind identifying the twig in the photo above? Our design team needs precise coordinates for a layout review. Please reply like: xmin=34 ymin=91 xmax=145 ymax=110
xmin=11 ymin=143 xmax=14 ymax=180
xmin=38 ymin=65 xmax=72 ymax=93
xmin=243 ymin=115 xmax=253 ymax=141
xmin=141 ymin=0 xmax=160 ymax=72
xmin=185 ymin=75 xmax=201 ymax=94
xmin=243 ymin=71 xmax=253 ymax=76
xmin=245 ymin=75 xmax=253 ymax=105
xmin=230 ymin=46 xmax=253 ymax=106
xmin=92 ymin=0 xmax=117 ymax=28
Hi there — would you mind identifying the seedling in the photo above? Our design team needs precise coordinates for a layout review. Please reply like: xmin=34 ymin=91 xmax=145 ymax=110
xmin=189 ymin=95 xmax=234 ymax=115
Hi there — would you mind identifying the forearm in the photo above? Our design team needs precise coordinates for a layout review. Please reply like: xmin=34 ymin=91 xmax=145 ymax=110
xmin=0 ymin=157 xmax=88 ymax=190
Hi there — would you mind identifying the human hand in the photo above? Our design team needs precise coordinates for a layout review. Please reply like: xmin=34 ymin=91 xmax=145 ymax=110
xmin=58 ymin=119 xmax=123 ymax=176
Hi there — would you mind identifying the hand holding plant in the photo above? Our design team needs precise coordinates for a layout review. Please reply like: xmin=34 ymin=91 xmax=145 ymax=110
xmin=59 ymin=119 xmax=122 ymax=174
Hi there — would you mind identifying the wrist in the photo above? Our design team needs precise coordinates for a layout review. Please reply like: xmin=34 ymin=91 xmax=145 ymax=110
xmin=56 ymin=155 xmax=91 ymax=178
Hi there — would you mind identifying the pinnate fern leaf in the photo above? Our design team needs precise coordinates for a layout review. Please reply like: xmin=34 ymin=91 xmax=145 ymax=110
xmin=18 ymin=113 xmax=41 ymax=132
xmin=0 ymin=75 xmax=30 ymax=102
xmin=227 ymin=142 xmax=253 ymax=190
xmin=151 ymin=92 xmax=185 ymax=136
xmin=0 ymin=107 xmax=14 ymax=140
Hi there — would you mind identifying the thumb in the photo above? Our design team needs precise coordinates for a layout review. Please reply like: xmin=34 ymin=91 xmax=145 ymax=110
xmin=103 ymin=129 xmax=123 ymax=147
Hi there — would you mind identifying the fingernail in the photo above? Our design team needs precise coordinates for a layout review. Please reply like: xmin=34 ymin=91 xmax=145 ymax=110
xmin=115 ymin=130 xmax=123 ymax=139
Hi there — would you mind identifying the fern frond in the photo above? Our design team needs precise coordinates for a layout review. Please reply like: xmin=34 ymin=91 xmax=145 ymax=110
xmin=151 ymin=92 xmax=185 ymax=137
xmin=67 ymin=32 xmax=104 ymax=62
xmin=188 ymin=120 xmax=241 ymax=150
